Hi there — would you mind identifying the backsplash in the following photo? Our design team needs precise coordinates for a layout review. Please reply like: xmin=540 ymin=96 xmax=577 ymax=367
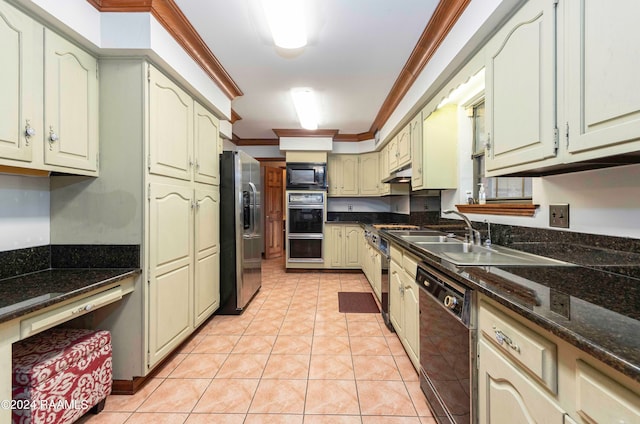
xmin=0 ymin=245 xmax=140 ymax=280
xmin=327 ymin=212 xmax=409 ymax=224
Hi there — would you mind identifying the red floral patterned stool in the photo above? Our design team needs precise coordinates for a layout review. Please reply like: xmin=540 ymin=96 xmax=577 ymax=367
xmin=12 ymin=328 xmax=113 ymax=424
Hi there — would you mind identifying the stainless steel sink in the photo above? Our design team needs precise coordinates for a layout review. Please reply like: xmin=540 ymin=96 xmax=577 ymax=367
xmin=398 ymin=235 xmax=463 ymax=243
xmin=414 ymin=242 xmax=572 ymax=266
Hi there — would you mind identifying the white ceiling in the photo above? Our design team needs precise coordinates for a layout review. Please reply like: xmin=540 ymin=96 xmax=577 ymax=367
xmin=174 ymin=0 xmax=439 ymax=140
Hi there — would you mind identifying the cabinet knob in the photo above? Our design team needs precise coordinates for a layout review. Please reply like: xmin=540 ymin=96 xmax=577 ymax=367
xmin=49 ymin=126 xmax=59 ymax=143
xmin=24 ymin=120 xmax=35 ymax=145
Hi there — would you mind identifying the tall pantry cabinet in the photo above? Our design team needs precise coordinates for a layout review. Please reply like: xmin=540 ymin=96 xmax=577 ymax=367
xmin=50 ymin=59 xmax=221 ymax=377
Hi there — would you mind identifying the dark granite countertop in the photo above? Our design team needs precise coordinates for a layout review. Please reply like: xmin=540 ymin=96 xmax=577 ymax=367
xmin=381 ymin=230 xmax=640 ymax=383
xmin=0 ymin=268 xmax=141 ymax=324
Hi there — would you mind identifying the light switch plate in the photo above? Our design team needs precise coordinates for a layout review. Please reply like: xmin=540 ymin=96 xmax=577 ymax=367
xmin=549 ymin=204 xmax=569 ymax=228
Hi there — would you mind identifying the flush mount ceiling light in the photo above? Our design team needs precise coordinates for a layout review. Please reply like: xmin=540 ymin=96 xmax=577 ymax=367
xmin=261 ymin=0 xmax=307 ymax=49
xmin=291 ymin=87 xmax=318 ymax=130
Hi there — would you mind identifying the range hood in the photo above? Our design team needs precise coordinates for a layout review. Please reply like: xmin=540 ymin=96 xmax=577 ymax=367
xmin=382 ymin=166 xmax=412 ymax=183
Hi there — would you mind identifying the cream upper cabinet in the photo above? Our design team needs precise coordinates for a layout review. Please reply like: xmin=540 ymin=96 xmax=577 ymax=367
xmin=387 ymin=134 xmax=399 ymax=171
xmin=193 ymin=101 xmax=220 ymax=185
xmin=395 ymin=123 xmax=411 ymax=171
xmin=0 ymin=0 xmax=40 ymax=164
xmin=563 ymin=0 xmax=640 ymax=162
xmin=327 ymin=154 xmax=358 ymax=197
xmin=147 ymin=182 xmax=194 ymax=367
xmin=0 ymin=2 xmax=98 ymax=176
xmin=149 ymin=65 xmax=193 ymax=181
xmin=379 ymin=147 xmax=391 ymax=195
xmin=194 ymin=188 xmax=220 ymax=327
xmin=44 ymin=29 xmax=98 ymax=173
xmin=420 ymin=104 xmax=458 ymax=189
xmin=484 ymin=0 xmax=557 ymax=175
xmin=410 ymin=112 xmax=424 ymax=189
xmin=359 ymin=152 xmax=380 ymax=195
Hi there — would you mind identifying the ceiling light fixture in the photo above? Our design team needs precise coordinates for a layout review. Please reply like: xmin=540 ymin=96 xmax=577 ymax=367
xmin=261 ymin=0 xmax=307 ymax=49
xmin=291 ymin=87 xmax=318 ymax=130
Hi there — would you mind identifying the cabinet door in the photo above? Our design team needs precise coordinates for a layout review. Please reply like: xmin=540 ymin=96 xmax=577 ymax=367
xmin=422 ymin=104 xmax=458 ymax=189
xmin=410 ymin=112 xmax=423 ymax=189
xmin=388 ymin=135 xmax=399 ymax=171
xmin=149 ymin=65 xmax=193 ymax=181
xmin=327 ymin=155 xmax=341 ymax=196
xmin=0 ymin=1 xmax=40 ymax=163
xmin=395 ymin=124 xmax=411 ymax=170
xmin=193 ymin=101 xmax=219 ymax=185
xmin=478 ymin=339 xmax=566 ymax=424
xmin=378 ymin=147 xmax=391 ymax=195
xmin=359 ymin=152 xmax=379 ymax=195
xmin=194 ymin=188 xmax=219 ymax=326
xmin=564 ymin=0 xmax=640 ymax=159
xmin=402 ymin=276 xmax=420 ymax=370
xmin=44 ymin=29 xmax=98 ymax=172
xmin=389 ymin=259 xmax=404 ymax=335
xmin=148 ymin=183 xmax=193 ymax=367
xmin=344 ymin=225 xmax=361 ymax=267
xmin=326 ymin=225 xmax=344 ymax=267
xmin=340 ymin=155 xmax=359 ymax=196
xmin=484 ymin=0 xmax=556 ymax=174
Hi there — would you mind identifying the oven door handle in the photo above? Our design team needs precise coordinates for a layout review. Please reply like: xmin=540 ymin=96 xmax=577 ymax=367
xmin=288 ymin=233 xmax=323 ymax=239
xmin=288 ymin=204 xmax=324 ymax=209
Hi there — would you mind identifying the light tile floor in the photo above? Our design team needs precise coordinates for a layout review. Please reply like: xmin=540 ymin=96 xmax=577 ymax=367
xmin=81 ymin=257 xmax=436 ymax=423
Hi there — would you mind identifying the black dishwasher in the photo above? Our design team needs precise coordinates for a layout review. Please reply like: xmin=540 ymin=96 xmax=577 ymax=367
xmin=416 ymin=262 xmax=475 ymax=424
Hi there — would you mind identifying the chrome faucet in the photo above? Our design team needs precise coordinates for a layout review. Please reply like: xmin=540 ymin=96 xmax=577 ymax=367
xmin=443 ymin=209 xmax=481 ymax=245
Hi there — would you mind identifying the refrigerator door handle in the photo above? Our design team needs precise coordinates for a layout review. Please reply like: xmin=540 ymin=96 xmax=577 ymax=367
xmin=248 ymin=181 xmax=258 ymax=237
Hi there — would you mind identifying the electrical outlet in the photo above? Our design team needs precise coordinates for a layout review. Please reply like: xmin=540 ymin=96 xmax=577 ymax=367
xmin=347 ymin=204 xmax=353 ymax=212
xmin=549 ymin=204 xmax=569 ymax=228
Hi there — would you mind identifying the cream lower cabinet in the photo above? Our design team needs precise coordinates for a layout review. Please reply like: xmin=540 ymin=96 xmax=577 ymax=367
xmin=478 ymin=339 xmax=566 ymax=424
xmin=389 ymin=245 xmax=419 ymax=370
xmin=194 ymin=188 xmax=220 ymax=326
xmin=362 ymin=242 xmax=381 ymax=301
xmin=478 ymin=295 xmax=640 ymax=424
xmin=148 ymin=183 xmax=194 ymax=366
xmin=0 ymin=1 xmax=98 ymax=175
xmin=325 ymin=224 xmax=361 ymax=269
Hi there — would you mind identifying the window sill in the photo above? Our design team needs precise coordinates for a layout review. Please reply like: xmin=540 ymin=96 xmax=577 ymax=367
xmin=455 ymin=203 xmax=538 ymax=217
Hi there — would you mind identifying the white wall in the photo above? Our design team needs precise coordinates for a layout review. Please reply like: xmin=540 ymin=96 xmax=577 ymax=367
xmin=441 ymin=164 xmax=640 ymax=239
xmin=0 ymin=175 xmax=50 ymax=251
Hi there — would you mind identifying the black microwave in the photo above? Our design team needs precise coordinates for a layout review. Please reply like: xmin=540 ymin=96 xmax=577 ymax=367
xmin=286 ymin=162 xmax=327 ymax=190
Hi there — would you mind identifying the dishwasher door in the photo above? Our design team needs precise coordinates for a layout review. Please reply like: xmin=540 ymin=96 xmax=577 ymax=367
xmin=417 ymin=263 xmax=475 ymax=424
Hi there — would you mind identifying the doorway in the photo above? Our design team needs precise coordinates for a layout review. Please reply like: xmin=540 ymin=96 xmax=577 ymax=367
xmin=263 ymin=163 xmax=286 ymax=259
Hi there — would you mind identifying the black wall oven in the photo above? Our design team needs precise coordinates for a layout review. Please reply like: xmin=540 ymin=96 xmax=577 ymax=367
xmin=286 ymin=162 xmax=327 ymax=190
xmin=287 ymin=192 xmax=325 ymax=262
xmin=416 ymin=262 xmax=475 ymax=424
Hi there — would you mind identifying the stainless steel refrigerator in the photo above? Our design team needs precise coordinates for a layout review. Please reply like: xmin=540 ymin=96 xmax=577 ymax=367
xmin=219 ymin=151 xmax=262 ymax=314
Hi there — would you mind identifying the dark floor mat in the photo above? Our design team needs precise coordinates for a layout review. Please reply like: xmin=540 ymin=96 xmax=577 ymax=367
xmin=338 ymin=292 xmax=380 ymax=313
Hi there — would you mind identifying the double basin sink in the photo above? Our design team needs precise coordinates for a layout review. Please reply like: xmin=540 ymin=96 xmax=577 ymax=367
xmin=387 ymin=230 xmax=570 ymax=267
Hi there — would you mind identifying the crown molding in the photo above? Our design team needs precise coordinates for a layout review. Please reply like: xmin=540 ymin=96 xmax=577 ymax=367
xmin=87 ymin=0 xmax=243 ymax=100
xmin=333 ymin=131 xmax=375 ymax=142
xmin=231 ymin=109 xmax=242 ymax=124
xmin=232 ymin=137 xmax=279 ymax=146
xmin=369 ymin=0 xmax=471 ymax=135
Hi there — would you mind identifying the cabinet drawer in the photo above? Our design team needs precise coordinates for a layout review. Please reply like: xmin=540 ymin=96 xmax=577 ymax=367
xmin=576 ymin=360 xmax=640 ymax=424
xmin=479 ymin=300 xmax=557 ymax=393
xmin=390 ymin=245 xmax=403 ymax=264
xmin=402 ymin=251 xmax=419 ymax=278
xmin=20 ymin=284 xmax=128 ymax=339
